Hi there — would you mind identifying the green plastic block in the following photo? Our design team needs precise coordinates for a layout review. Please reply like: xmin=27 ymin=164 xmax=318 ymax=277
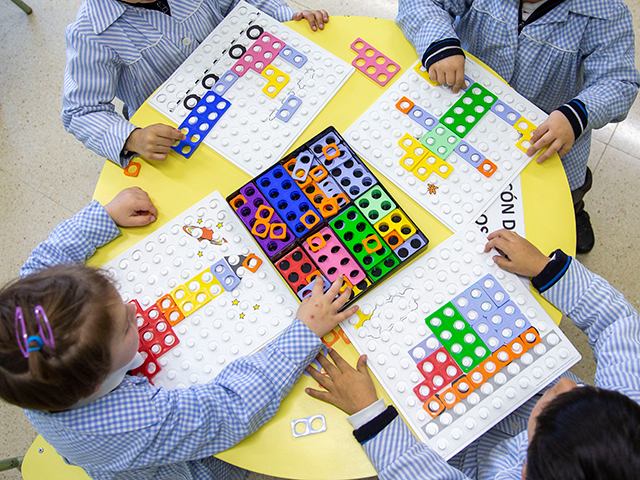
xmin=355 ymin=185 xmax=396 ymax=223
xmin=330 ymin=206 xmax=390 ymax=270
xmin=367 ymin=253 xmax=400 ymax=281
xmin=425 ymin=302 xmax=464 ymax=338
xmin=440 ymin=84 xmax=498 ymax=138
xmin=419 ymin=124 xmax=461 ymax=160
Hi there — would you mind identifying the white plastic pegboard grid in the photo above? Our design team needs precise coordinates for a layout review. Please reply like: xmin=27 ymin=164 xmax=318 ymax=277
xmin=148 ymin=1 xmax=354 ymax=177
xmin=103 ymin=191 xmax=300 ymax=389
xmin=340 ymin=224 xmax=580 ymax=459
xmin=344 ymin=59 xmax=548 ymax=232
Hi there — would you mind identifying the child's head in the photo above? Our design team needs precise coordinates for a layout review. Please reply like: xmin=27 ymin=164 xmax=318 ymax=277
xmin=0 ymin=265 xmax=139 ymax=411
xmin=525 ymin=379 xmax=640 ymax=479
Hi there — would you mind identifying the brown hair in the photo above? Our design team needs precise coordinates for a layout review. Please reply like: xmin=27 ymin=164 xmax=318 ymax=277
xmin=0 ymin=265 xmax=118 ymax=411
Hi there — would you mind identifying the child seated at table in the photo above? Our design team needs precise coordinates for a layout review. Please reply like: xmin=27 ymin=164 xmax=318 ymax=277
xmin=62 ymin=0 xmax=329 ymax=168
xmin=396 ymin=0 xmax=640 ymax=254
xmin=0 ymin=186 xmax=357 ymax=480
xmin=305 ymin=229 xmax=640 ymax=479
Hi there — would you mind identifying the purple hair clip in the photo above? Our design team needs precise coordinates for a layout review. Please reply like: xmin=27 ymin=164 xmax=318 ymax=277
xmin=15 ymin=306 xmax=56 ymax=358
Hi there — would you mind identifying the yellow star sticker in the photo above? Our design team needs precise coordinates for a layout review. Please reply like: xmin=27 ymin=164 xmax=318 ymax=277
xmin=197 ymin=218 xmax=203 ymax=224
xmin=239 ymin=312 xmax=245 ymax=319
xmin=253 ymin=304 xmax=260 ymax=310
xmin=232 ymin=299 xmax=239 ymax=306
xmin=216 ymin=222 xmax=224 ymax=228
xmin=197 ymin=251 xmax=203 ymax=257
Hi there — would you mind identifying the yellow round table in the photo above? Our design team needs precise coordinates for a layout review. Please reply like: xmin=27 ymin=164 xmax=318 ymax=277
xmin=72 ymin=16 xmax=574 ymax=480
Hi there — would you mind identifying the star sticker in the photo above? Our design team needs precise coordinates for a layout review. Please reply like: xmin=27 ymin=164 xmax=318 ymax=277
xmin=197 ymin=251 xmax=203 ymax=257
xmin=232 ymin=299 xmax=239 ymax=306
xmin=216 ymin=222 xmax=224 ymax=228
xmin=253 ymin=304 xmax=260 ymax=310
xmin=239 ymin=312 xmax=245 ymax=319
xmin=427 ymin=183 xmax=439 ymax=195
xmin=197 ymin=218 xmax=203 ymax=224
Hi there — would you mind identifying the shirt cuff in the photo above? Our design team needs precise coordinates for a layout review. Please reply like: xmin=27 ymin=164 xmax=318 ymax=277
xmin=78 ymin=201 xmax=122 ymax=248
xmin=557 ymin=99 xmax=588 ymax=140
xmin=531 ymin=249 xmax=572 ymax=293
xmin=353 ymin=405 xmax=399 ymax=444
xmin=274 ymin=5 xmax=296 ymax=22
xmin=348 ymin=398 xmax=386 ymax=430
xmin=422 ymin=38 xmax=465 ymax=71
xmin=102 ymin=120 xmax=139 ymax=168
xmin=271 ymin=318 xmax=323 ymax=366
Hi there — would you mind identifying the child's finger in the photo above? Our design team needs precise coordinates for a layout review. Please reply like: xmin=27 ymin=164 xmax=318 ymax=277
xmin=125 ymin=213 xmax=157 ymax=227
xmin=485 ymin=236 xmax=511 ymax=255
xmin=332 ymin=286 xmax=352 ymax=312
xmin=311 ymin=10 xmax=325 ymax=29
xmin=526 ymin=131 xmax=552 ymax=157
xmin=335 ymin=304 xmax=359 ymax=323
xmin=492 ymin=255 xmax=512 ymax=271
xmin=536 ymin=141 xmax=559 ymax=164
xmin=303 ymin=11 xmax=318 ymax=30
xmin=356 ymin=354 xmax=370 ymax=375
xmin=137 ymin=199 xmax=158 ymax=219
xmin=320 ymin=9 xmax=329 ymax=22
xmin=305 ymin=365 xmax=333 ymax=388
xmin=486 ymin=229 xmax=511 ymax=242
xmin=311 ymin=276 xmax=325 ymax=297
xmin=327 ymin=347 xmax=353 ymax=372
xmin=316 ymin=351 xmax=341 ymax=375
xmin=305 ymin=387 xmax=333 ymax=404
xmin=452 ymin=70 xmax=465 ymax=94
xmin=326 ymin=276 xmax=344 ymax=298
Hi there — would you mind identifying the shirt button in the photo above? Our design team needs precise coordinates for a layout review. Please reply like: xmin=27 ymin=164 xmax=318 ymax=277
xmin=182 ymin=37 xmax=192 ymax=46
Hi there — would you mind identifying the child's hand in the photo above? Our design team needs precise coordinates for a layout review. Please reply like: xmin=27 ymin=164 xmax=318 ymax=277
xmin=484 ymin=229 xmax=550 ymax=277
xmin=104 ymin=187 xmax=158 ymax=227
xmin=305 ymin=349 xmax=378 ymax=415
xmin=291 ymin=10 xmax=328 ymax=31
xmin=526 ymin=110 xmax=574 ymax=163
xmin=296 ymin=277 xmax=359 ymax=338
xmin=429 ymin=55 xmax=466 ymax=94
xmin=124 ymin=124 xmax=186 ymax=161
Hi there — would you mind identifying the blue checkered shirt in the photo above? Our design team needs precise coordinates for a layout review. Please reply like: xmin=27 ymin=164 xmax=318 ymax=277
xmin=397 ymin=0 xmax=640 ymax=190
xmin=357 ymin=258 xmax=640 ymax=479
xmin=20 ymin=202 xmax=324 ymax=480
xmin=62 ymin=0 xmax=295 ymax=167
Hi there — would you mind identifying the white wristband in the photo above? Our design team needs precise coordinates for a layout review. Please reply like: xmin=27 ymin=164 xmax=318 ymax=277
xmin=347 ymin=398 xmax=386 ymax=430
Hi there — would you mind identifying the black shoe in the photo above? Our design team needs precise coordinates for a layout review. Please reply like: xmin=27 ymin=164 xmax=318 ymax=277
xmin=576 ymin=210 xmax=595 ymax=254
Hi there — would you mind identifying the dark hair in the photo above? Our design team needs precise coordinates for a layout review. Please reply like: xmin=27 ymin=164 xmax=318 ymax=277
xmin=527 ymin=386 xmax=640 ymax=480
xmin=0 ymin=265 xmax=117 ymax=411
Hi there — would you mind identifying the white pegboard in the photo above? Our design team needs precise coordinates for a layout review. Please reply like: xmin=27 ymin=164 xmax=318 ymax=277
xmin=341 ymin=224 xmax=580 ymax=459
xmin=345 ymin=59 xmax=547 ymax=232
xmin=148 ymin=1 xmax=354 ymax=176
xmin=103 ymin=191 xmax=300 ymax=389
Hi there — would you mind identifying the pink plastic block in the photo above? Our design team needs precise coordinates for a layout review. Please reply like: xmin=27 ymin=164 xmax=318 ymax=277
xmin=232 ymin=32 xmax=285 ymax=77
xmin=302 ymin=227 xmax=367 ymax=285
xmin=350 ymin=38 xmax=400 ymax=87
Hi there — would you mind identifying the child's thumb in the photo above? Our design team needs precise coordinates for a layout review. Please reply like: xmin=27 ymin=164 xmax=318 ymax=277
xmin=357 ymin=355 xmax=370 ymax=375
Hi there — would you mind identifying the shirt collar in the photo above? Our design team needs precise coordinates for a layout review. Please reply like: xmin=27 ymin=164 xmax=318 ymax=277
xmin=85 ymin=0 xmax=127 ymax=35
xmin=566 ymin=0 xmax=614 ymax=19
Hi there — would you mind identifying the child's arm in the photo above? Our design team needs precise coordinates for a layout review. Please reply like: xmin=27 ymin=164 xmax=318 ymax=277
xmin=305 ymin=349 xmax=471 ymax=480
xmin=486 ymin=230 xmax=640 ymax=402
xmin=60 ymin=280 xmax=360 ymax=473
xmin=19 ymin=188 xmax=156 ymax=278
xmin=526 ymin=3 xmax=640 ymax=163
xmin=62 ymin=27 xmax=185 ymax=166
xmin=397 ymin=0 xmax=470 ymax=92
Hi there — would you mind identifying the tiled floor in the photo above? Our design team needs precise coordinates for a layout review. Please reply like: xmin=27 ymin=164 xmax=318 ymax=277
xmin=1 ymin=0 xmax=639 ymax=478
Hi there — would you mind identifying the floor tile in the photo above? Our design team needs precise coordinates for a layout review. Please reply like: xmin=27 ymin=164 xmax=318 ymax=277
xmin=0 ymin=169 xmax=73 ymax=285
xmin=0 ymin=401 xmax=37 ymax=480
xmin=577 ymin=146 xmax=640 ymax=310
xmin=591 ymin=122 xmax=616 ymax=144
xmin=586 ymin=138 xmax=606 ymax=172
xmin=297 ymin=0 xmax=397 ymax=19
xmin=608 ymin=95 xmax=640 ymax=158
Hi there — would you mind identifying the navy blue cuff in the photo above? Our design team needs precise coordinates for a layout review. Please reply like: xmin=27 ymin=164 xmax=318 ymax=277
xmin=557 ymin=99 xmax=588 ymax=140
xmin=353 ymin=405 xmax=398 ymax=444
xmin=532 ymin=249 xmax=572 ymax=293
xmin=422 ymin=38 xmax=465 ymax=71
